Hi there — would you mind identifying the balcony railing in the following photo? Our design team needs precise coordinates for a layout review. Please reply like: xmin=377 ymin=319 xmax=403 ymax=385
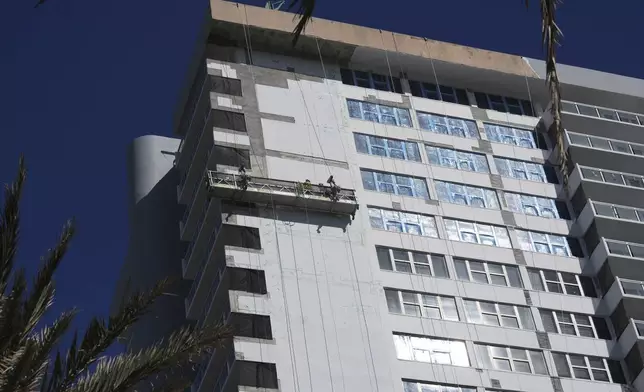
xmin=207 ymin=171 xmax=359 ymax=215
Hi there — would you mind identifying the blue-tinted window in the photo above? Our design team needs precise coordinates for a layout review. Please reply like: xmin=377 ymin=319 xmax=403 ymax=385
xmin=354 ymin=134 xmax=421 ymax=162
xmin=417 ymin=112 xmax=479 ymax=139
xmin=426 ymin=146 xmax=489 ymax=173
xmin=347 ymin=99 xmax=412 ymax=127
xmin=360 ymin=169 xmax=429 ymax=199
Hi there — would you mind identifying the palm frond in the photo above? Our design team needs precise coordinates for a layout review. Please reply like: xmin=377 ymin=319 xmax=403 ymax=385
xmin=529 ymin=0 xmax=566 ymax=186
xmin=44 ymin=279 xmax=172 ymax=392
xmin=287 ymin=0 xmax=316 ymax=45
xmin=22 ymin=221 xmax=75 ymax=339
xmin=0 ymin=155 xmax=25 ymax=295
xmin=65 ymin=323 xmax=231 ymax=392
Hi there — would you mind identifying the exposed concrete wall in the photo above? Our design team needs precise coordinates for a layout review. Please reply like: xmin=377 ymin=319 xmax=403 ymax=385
xmin=209 ymin=0 xmax=539 ymax=78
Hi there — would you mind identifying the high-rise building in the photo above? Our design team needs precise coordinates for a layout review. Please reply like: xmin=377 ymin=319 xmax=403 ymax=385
xmin=112 ymin=2 xmax=644 ymax=392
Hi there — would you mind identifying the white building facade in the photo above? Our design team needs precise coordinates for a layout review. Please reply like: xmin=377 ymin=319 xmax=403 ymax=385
xmin=114 ymin=2 xmax=644 ymax=392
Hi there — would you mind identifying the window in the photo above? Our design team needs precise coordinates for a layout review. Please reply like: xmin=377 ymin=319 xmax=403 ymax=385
xmin=580 ymin=166 xmax=644 ymax=189
xmin=435 ymin=181 xmax=499 ymax=209
xmin=503 ymin=192 xmax=559 ymax=218
xmin=417 ymin=112 xmax=479 ymax=139
xmin=223 ymin=225 xmax=261 ymax=249
xmin=426 ymin=146 xmax=489 ymax=173
xmin=360 ymin=170 xmax=429 ymax=199
xmin=394 ymin=334 xmax=469 ymax=366
xmin=347 ymin=99 xmax=412 ymax=127
xmin=634 ymin=320 xmax=644 ymax=337
xmin=606 ymin=240 xmax=644 ymax=259
xmin=454 ymin=259 xmax=522 ymax=288
xmin=444 ymin=219 xmax=512 ymax=248
xmin=463 ymin=299 xmax=534 ymax=330
xmin=368 ymin=207 xmax=438 ymax=237
xmin=552 ymin=353 xmax=624 ymax=383
xmin=474 ymin=344 xmax=547 ymax=375
xmin=593 ymin=201 xmax=644 ymax=223
xmin=408 ymin=80 xmax=469 ymax=105
xmin=354 ymin=133 xmax=421 ymax=162
xmin=474 ymin=92 xmax=535 ymax=116
xmin=485 ymin=124 xmax=538 ymax=149
xmin=402 ymin=381 xmax=476 ymax=392
xmin=620 ymin=279 xmax=644 ymax=297
xmin=515 ymin=230 xmax=571 ymax=256
xmin=540 ymin=309 xmax=611 ymax=339
xmin=527 ymin=268 xmax=597 ymax=297
xmin=385 ymin=289 xmax=459 ymax=321
xmin=340 ymin=68 xmax=402 ymax=93
xmin=563 ymin=101 xmax=644 ymax=127
xmin=212 ymin=109 xmax=247 ymax=132
xmin=210 ymin=75 xmax=243 ymax=96
xmin=568 ymin=131 xmax=644 ymax=156
xmin=494 ymin=157 xmax=549 ymax=183
xmin=376 ymin=247 xmax=449 ymax=278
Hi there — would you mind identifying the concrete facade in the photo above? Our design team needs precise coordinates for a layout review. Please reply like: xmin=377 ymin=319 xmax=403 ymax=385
xmin=113 ymin=2 xmax=644 ymax=392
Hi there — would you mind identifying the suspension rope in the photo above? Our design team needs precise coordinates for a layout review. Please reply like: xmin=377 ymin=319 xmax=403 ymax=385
xmin=313 ymin=36 xmax=387 ymax=392
xmin=237 ymin=5 xmax=302 ymax=392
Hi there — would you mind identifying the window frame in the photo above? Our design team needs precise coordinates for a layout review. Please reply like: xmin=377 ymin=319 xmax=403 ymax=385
xmin=494 ymin=157 xmax=547 ymax=183
xmin=360 ymin=169 xmax=429 ymax=199
xmin=476 ymin=93 xmax=535 ymax=117
xmin=377 ymin=246 xmax=449 ymax=278
xmin=444 ymin=219 xmax=512 ymax=248
xmin=367 ymin=207 xmax=438 ymax=237
xmin=435 ymin=181 xmax=500 ymax=210
xmin=416 ymin=111 xmax=479 ymax=139
xmin=386 ymin=289 xmax=459 ymax=321
xmin=562 ymin=101 xmax=644 ymax=127
xmin=342 ymin=69 xmax=401 ymax=93
xmin=515 ymin=230 xmax=571 ymax=256
xmin=454 ymin=259 xmax=522 ymax=288
xmin=402 ymin=381 xmax=476 ymax=392
xmin=619 ymin=278 xmax=644 ymax=297
xmin=605 ymin=240 xmax=644 ymax=260
xmin=528 ymin=268 xmax=591 ymax=297
xmin=553 ymin=352 xmax=614 ymax=383
xmin=409 ymin=81 xmax=469 ymax=105
xmin=394 ymin=334 xmax=470 ymax=367
xmin=347 ymin=99 xmax=412 ymax=127
xmin=463 ymin=299 xmax=534 ymax=330
xmin=503 ymin=192 xmax=559 ymax=218
xmin=592 ymin=201 xmax=644 ymax=223
xmin=579 ymin=165 xmax=644 ymax=189
xmin=426 ymin=146 xmax=490 ymax=173
xmin=476 ymin=344 xmax=547 ymax=375
xmin=354 ymin=133 xmax=421 ymax=162
xmin=540 ymin=309 xmax=601 ymax=338
xmin=485 ymin=123 xmax=538 ymax=149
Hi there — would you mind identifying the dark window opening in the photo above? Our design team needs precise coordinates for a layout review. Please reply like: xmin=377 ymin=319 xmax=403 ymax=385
xmin=210 ymin=75 xmax=243 ymax=97
xmin=229 ymin=268 xmax=267 ymax=294
xmin=238 ymin=361 xmax=278 ymax=389
xmin=232 ymin=313 xmax=272 ymax=339
xmin=213 ymin=145 xmax=251 ymax=168
xmin=212 ymin=109 xmax=247 ymax=132
xmin=223 ymin=225 xmax=261 ymax=249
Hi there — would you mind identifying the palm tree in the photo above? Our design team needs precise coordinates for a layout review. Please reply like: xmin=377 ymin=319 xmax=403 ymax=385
xmin=0 ymin=157 xmax=231 ymax=392
xmin=288 ymin=0 xmax=567 ymax=183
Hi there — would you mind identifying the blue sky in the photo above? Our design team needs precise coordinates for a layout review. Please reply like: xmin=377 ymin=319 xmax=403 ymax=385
xmin=0 ymin=0 xmax=642 ymax=347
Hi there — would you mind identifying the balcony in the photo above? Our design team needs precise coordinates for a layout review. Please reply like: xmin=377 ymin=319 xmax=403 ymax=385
xmin=207 ymin=171 xmax=359 ymax=215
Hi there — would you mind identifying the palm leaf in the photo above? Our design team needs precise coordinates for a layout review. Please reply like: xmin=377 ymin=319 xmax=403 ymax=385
xmin=64 ymin=323 xmax=231 ymax=392
xmin=287 ymin=0 xmax=316 ymax=45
